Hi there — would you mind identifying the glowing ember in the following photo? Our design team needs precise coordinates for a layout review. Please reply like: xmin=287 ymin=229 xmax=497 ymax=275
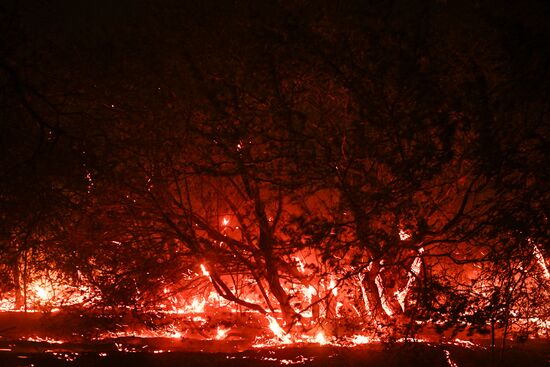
xmin=399 ymin=228 xmax=411 ymax=241
xmin=222 ymin=217 xmax=230 ymax=226
xmin=444 ymin=349 xmax=458 ymax=367
xmin=24 ymin=336 xmax=66 ymax=344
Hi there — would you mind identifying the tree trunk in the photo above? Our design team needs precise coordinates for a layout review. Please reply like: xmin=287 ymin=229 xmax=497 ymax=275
xmin=490 ymin=319 xmax=496 ymax=360
xmin=363 ymin=261 xmax=399 ymax=321
xmin=500 ymin=316 xmax=509 ymax=362
xmin=13 ymin=261 xmax=24 ymax=310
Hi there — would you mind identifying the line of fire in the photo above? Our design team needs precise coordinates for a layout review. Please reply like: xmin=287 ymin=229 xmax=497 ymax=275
xmin=1 ymin=1 xmax=549 ymax=366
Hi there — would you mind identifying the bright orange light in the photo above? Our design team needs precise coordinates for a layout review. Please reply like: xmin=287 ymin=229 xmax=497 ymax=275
xmin=200 ymin=264 xmax=210 ymax=277
xmin=35 ymin=286 xmax=49 ymax=301
xmin=314 ymin=331 xmax=327 ymax=345
xmin=222 ymin=217 xmax=230 ymax=226
xmin=189 ymin=298 xmax=205 ymax=313
xmin=329 ymin=278 xmax=338 ymax=296
xmin=215 ymin=326 xmax=229 ymax=340
xmin=267 ymin=315 xmax=291 ymax=343
xmin=399 ymin=229 xmax=411 ymax=241
xmin=532 ymin=243 xmax=550 ymax=280
xmin=350 ymin=334 xmax=371 ymax=344
xmin=295 ymin=257 xmax=305 ymax=273
xmin=303 ymin=285 xmax=317 ymax=302
xmin=335 ymin=301 xmax=344 ymax=317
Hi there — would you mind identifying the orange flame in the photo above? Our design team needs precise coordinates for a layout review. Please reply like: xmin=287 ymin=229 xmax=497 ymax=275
xmin=215 ymin=326 xmax=229 ymax=340
xmin=314 ymin=331 xmax=327 ymax=345
xmin=200 ymin=264 xmax=210 ymax=277
xmin=267 ymin=315 xmax=291 ymax=343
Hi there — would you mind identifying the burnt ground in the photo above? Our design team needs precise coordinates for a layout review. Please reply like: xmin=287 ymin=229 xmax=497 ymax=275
xmin=0 ymin=312 xmax=548 ymax=367
xmin=0 ymin=342 xmax=549 ymax=367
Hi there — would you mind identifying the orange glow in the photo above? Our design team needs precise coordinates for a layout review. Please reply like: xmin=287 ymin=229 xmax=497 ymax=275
xmin=35 ymin=286 xmax=50 ymax=301
xmin=295 ymin=257 xmax=306 ymax=273
xmin=399 ymin=229 xmax=411 ymax=241
xmin=215 ymin=326 xmax=229 ymax=340
xmin=314 ymin=331 xmax=327 ymax=345
xmin=200 ymin=264 xmax=210 ymax=277
xmin=349 ymin=334 xmax=372 ymax=344
xmin=533 ymin=243 xmax=550 ymax=280
xmin=303 ymin=285 xmax=317 ymax=303
xmin=188 ymin=298 xmax=206 ymax=313
xmin=335 ymin=301 xmax=344 ymax=317
xmin=267 ymin=315 xmax=291 ymax=343
xmin=329 ymin=278 xmax=338 ymax=296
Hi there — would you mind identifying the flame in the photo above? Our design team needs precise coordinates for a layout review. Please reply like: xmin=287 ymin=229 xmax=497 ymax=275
xmin=222 ymin=217 xmax=230 ymax=226
xmin=170 ymin=331 xmax=183 ymax=339
xmin=396 ymin=248 xmax=423 ymax=312
xmin=35 ymin=286 xmax=50 ymax=301
xmin=295 ymin=257 xmax=306 ymax=273
xmin=329 ymin=278 xmax=338 ymax=296
xmin=303 ymin=285 xmax=317 ymax=303
xmin=215 ymin=326 xmax=229 ymax=340
xmin=267 ymin=315 xmax=291 ymax=343
xmin=533 ymin=243 xmax=550 ymax=280
xmin=314 ymin=331 xmax=327 ymax=345
xmin=188 ymin=298 xmax=206 ymax=313
xmin=350 ymin=334 xmax=372 ymax=344
xmin=375 ymin=274 xmax=394 ymax=316
xmin=399 ymin=229 xmax=411 ymax=241
xmin=200 ymin=264 xmax=210 ymax=277
xmin=335 ymin=301 xmax=344 ymax=318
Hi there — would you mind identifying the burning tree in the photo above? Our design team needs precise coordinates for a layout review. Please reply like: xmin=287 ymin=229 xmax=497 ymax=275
xmin=0 ymin=0 xmax=548 ymax=346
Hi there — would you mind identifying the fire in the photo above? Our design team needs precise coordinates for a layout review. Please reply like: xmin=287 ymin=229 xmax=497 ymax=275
xmin=329 ymin=278 xmax=338 ymax=296
xmin=396 ymin=248 xmax=423 ymax=312
xmin=533 ymin=243 xmax=550 ymax=280
xmin=171 ymin=331 xmax=182 ymax=338
xmin=295 ymin=257 xmax=306 ymax=273
xmin=375 ymin=274 xmax=394 ymax=316
xmin=335 ymin=301 xmax=344 ymax=317
xmin=267 ymin=315 xmax=291 ymax=343
xmin=35 ymin=286 xmax=50 ymax=301
xmin=188 ymin=298 xmax=206 ymax=313
xmin=314 ymin=331 xmax=327 ymax=345
xmin=215 ymin=326 xmax=229 ymax=340
xmin=303 ymin=285 xmax=317 ymax=303
xmin=399 ymin=228 xmax=411 ymax=241
xmin=222 ymin=217 xmax=230 ymax=226
xmin=200 ymin=264 xmax=210 ymax=277
xmin=350 ymin=334 xmax=372 ymax=344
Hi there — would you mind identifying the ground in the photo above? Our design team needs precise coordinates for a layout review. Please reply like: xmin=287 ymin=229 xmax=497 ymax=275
xmin=0 ymin=312 xmax=548 ymax=367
